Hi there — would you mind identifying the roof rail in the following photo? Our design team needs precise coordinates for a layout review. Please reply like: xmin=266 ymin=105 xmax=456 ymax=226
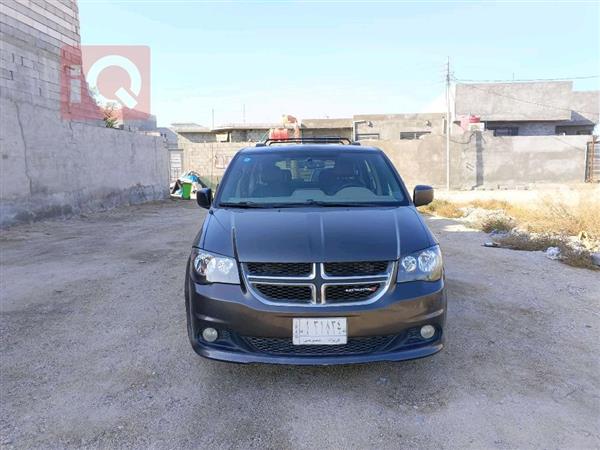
xmin=255 ymin=137 xmax=360 ymax=147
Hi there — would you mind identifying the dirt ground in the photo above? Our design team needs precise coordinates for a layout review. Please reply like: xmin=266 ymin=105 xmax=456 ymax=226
xmin=1 ymin=200 xmax=599 ymax=449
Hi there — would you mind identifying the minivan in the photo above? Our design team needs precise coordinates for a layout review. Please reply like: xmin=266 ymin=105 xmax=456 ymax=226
xmin=185 ymin=139 xmax=446 ymax=365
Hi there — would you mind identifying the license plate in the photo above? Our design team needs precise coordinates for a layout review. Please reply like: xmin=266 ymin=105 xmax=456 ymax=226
xmin=292 ymin=318 xmax=347 ymax=345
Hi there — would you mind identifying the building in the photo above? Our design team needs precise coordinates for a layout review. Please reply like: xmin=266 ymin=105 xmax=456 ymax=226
xmin=170 ymin=123 xmax=216 ymax=143
xmin=171 ymin=79 xmax=599 ymax=157
xmin=211 ymin=123 xmax=280 ymax=142
xmin=352 ymin=113 xmax=446 ymax=141
xmin=455 ymin=81 xmax=599 ymax=136
xmin=300 ymin=118 xmax=353 ymax=140
xmin=172 ymin=122 xmax=293 ymax=143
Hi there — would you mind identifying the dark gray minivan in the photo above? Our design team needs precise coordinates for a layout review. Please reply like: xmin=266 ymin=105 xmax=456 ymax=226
xmin=185 ymin=139 xmax=446 ymax=365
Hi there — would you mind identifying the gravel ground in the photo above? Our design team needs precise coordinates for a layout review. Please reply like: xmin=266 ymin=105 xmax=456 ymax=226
xmin=1 ymin=200 xmax=599 ymax=449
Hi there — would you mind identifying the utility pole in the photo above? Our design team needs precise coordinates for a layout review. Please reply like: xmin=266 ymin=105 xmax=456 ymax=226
xmin=445 ymin=56 xmax=451 ymax=191
xmin=211 ymin=108 xmax=215 ymax=129
xmin=242 ymin=104 xmax=246 ymax=124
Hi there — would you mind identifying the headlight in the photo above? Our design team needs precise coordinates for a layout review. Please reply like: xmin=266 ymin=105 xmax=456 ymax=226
xmin=191 ymin=249 xmax=240 ymax=284
xmin=397 ymin=245 xmax=443 ymax=283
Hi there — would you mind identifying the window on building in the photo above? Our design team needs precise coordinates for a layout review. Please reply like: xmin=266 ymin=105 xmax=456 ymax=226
xmin=490 ymin=127 xmax=519 ymax=136
xmin=400 ymin=131 xmax=431 ymax=140
xmin=555 ymin=126 xmax=593 ymax=135
xmin=356 ymin=133 xmax=380 ymax=140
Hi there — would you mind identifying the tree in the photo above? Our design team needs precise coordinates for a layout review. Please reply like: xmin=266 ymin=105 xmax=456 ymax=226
xmin=102 ymin=102 xmax=119 ymax=128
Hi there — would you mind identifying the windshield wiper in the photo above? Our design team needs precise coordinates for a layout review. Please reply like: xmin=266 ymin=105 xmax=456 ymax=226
xmin=298 ymin=200 xmax=396 ymax=207
xmin=219 ymin=201 xmax=274 ymax=208
xmin=219 ymin=200 xmax=399 ymax=208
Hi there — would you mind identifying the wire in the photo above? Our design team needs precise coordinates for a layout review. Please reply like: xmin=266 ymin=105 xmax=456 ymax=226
xmin=454 ymin=82 xmax=599 ymax=116
xmin=454 ymin=75 xmax=599 ymax=82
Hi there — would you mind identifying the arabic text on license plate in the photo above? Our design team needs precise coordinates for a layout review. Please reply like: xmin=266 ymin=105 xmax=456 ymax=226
xmin=292 ymin=318 xmax=347 ymax=345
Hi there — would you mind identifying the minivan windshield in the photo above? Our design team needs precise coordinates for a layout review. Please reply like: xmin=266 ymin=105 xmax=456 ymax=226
xmin=217 ymin=150 xmax=407 ymax=207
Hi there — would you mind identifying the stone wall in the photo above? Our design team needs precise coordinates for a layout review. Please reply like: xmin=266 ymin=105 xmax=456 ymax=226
xmin=178 ymin=131 xmax=590 ymax=192
xmin=0 ymin=1 xmax=169 ymax=226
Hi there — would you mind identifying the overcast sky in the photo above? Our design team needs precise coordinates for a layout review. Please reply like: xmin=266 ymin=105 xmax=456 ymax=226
xmin=78 ymin=1 xmax=600 ymax=127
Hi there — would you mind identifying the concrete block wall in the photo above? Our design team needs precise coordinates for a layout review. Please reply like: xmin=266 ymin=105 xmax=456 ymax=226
xmin=1 ymin=0 xmax=79 ymax=111
xmin=0 ymin=1 xmax=169 ymax=226
xmin=450 ymin=134 xmax=589 ymax=189
xmin=374 ymin=132 xmax=589 ymax=190
xmin=177 ymin=132 xmax=590 ymax=192
xmin=179 ymin=139 xmax=242 ymax=186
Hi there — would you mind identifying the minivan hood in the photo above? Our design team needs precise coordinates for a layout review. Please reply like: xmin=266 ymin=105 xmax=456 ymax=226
xmin=198 ymin=207 xmax=436 ymax=263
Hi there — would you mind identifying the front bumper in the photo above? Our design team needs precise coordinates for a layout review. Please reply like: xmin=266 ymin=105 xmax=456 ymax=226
xmin=186 ymin=276 xmax=446 ymax=365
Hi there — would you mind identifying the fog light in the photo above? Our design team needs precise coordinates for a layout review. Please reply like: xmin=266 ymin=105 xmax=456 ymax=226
xmin=420 ymin=325 xmax=435 ymax=339
xmin=202 ymin=327 xmax=218 ymax=342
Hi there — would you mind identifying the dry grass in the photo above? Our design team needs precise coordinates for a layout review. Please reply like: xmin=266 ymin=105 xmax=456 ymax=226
xmin=469 ymin=199 xmax=511 ymax=211
xmin=419 ymin=199 xmax=463 ymax=218
xmin=480 ymin=216 xmax=514 ymax=233
xmin=418 ymin=193 xmax=600 ymax=270
xmin=420 ymin=196 xmax=600 ymax=240
xmin=507 ymin=198 xmax=600 ymax=240
xmin=493 ymin=233 xmax=563 ymax=252
xmin=494 ymin=233 xmax=598 ymax=270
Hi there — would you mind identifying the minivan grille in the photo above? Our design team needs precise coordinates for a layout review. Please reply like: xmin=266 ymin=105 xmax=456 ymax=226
xmin=323 ymin=261 xmax=389 ymax=277
xmin=243 ymin=335 xmax=394 ymax=356
xmin=246 ymin=262 xmax=312 ymax=277
xmin=254 ymin=284 xmax=313 ymax=303
xmin=244 ymin=261 xmax=393 ymax=305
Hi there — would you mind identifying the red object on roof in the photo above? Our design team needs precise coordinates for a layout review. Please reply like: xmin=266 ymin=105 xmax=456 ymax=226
xmin=269 ymin=128 xmax=289 ymax=140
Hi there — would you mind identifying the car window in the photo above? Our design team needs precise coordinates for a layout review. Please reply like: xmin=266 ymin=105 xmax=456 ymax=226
xmin=217 ymin=151 xmax=407 ymax=207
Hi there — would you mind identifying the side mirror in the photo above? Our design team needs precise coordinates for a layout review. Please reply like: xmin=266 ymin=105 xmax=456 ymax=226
xmin=196 ymin=188 xmax=212 ymax=209
xmin=413 ymin=185 xmax=434 ymax=207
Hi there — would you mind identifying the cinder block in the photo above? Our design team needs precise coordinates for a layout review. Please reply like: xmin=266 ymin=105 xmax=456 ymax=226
xmin=0 ymin=67 xmax=15 ymax=83
xmin=20 ymin=55 xmax=34 ymax=69
xmin=0 ymin=85 xmax=34 ymax=104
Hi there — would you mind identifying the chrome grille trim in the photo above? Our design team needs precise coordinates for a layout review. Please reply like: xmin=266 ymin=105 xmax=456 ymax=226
xmin=242 ymin=261 xmax=395 ymax=306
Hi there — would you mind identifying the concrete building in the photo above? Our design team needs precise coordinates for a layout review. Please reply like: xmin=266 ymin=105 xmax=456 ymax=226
xmin=171 ymin=123 xmax=215 ymax=142
xmin=455 ymin=81 xmax=599 ymax=136
xmin=352 ymin=113 xmax=446 ymax=141
xmin=212 ymin=123 xmax=278 ymax=143
xmin=300 ymin=118 xmax=353 ymax=140
xmin=172 ymin=122 xmax=289 ymax=144
xmin=298 ymin=115 xmax=447 ymax=141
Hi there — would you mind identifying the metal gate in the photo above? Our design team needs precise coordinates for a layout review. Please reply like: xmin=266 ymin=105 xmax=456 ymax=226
xmin=585 ymin=140 xmax=600 ymax=182
xmin=169 ymin=151 xmax=183 ymax=182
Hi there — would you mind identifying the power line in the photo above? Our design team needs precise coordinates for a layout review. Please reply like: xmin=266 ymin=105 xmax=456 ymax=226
xmin=454 ymin=75 xmax=599 ymax=83
xmin=455 ymin=81 xmax=599 ymax=116
xmin=445 ymin=57 xmax=451 ymax=190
